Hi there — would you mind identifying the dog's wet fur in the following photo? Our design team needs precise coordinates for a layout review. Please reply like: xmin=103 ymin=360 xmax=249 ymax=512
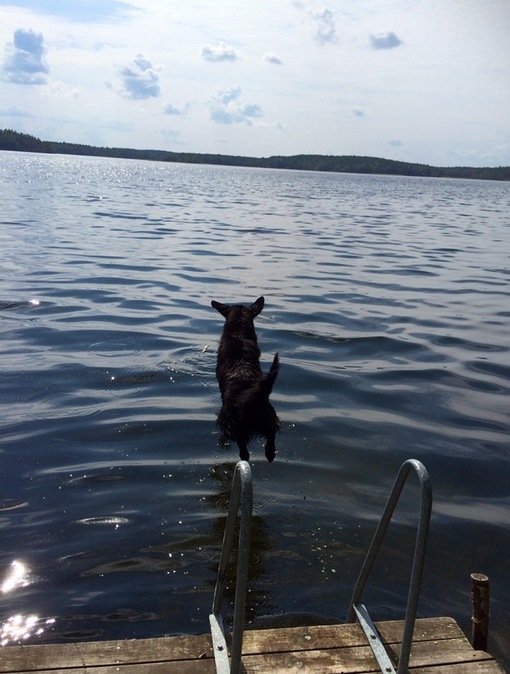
xmin=211 ymin=296 xmax=280 ymax=462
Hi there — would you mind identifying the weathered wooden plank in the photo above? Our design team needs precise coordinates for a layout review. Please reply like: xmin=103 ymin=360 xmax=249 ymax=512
xmin=239 ymin=639 xmax=495 ymax=674
xmin=241 ymin=616 xmax=465 ymax=655
xmin=377 ymin=616 xmax=466 ymax=644
xmin=240 ymin=646 xmax=383 ymax=673
xmin=1 ymin=659 xmax=222 ymax=674
xmin=397 ymin=637 xmax=497 ymax=668
xmin=411 ymin=661 xmax=506 ymax=674
xmin=0 ymin=634 xmax=213 ymax=671
xmin=0 ymin=655 xmax=504 ymax=674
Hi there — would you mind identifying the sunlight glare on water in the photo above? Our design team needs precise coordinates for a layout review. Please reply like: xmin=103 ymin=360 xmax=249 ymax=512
xmin=1 ymin=560 xmax=31 ymax=595
xmin=0 ymin=560 xmax=55 ymax=646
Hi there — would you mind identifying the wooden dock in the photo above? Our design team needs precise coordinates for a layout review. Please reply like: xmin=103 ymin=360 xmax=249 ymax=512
xmin=0 ymin=616 xmax=505 ymax=673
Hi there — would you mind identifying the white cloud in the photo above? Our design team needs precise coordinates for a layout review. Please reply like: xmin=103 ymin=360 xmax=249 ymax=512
xmin=163 ymin=103 xmax=189 ymax=116
xmin=201 ymin=41 xmax=239 ymax=63
xmin=311 ymin=8 xmax=337 ymax=45
xmin=2 ymin=28 xmax=49 ymax=85
xmin=210 ymin=85 xmax=262 ymax=125
xmin=118 ymin=54 xmax=160 ymax=99
xmin=217 ymin=85 xmax=241 ymax=105
xmin=264 ymin=53 xmax=283 ymax=65
xmin=370 ymin=32 xmax=403 ymax=50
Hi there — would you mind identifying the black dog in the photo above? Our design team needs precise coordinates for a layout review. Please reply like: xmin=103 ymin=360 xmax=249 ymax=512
xmin=211 ymin=296 xmax=280 ymax=462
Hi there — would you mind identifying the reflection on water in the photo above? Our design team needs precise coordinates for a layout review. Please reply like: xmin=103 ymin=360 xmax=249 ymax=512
xmin=0 ymin=153 xmax=509 ymax=666
xmin=1 ymin=560 xmax=31 ymax=594
xmin=77 ymin=517 xmax=130 ymax=528
xmin=0 ymin=614 xmax=56 ymax=646
xmin=0 ymin=560 xmax=56 ymax=645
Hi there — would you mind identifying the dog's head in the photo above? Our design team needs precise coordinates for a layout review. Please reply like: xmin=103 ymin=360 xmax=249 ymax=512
xmin=211 ymin=296 xmax=264 ymax=320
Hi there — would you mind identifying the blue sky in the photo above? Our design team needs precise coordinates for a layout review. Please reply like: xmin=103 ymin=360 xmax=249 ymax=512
xmin=1 ymin=0 xmax=509 ymax=166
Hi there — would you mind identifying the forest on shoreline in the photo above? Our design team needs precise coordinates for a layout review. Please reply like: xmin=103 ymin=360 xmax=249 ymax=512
xmin=1 ymin=128 xmax=509 ymax=181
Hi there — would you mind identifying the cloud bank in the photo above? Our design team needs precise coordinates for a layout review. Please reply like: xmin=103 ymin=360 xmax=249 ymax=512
xmin=2 ymin=28 xmax=49 ymax=85
xmin=163 ymin=103 xmax=189 ymax=116
xmin=370 ymin=31 xmax=403 ymax=50
xmin=264 ymin=53 xmax=283 ymax=65
xmin=210 ymin=86 xmax=262 ymax=125
xmin=118 ymin=54 xmax=160 ymax=99
xmin=201 ymin=42 xmax=239 ymax=63
xmin=311 ymin=8 xmax=337 ymax=45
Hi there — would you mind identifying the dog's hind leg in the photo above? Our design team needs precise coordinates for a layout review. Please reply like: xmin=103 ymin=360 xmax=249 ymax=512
xmin=264 ymin=435 xmax=276 ymax=463
xmin=237 ymin=440 xmax=250 ymax=462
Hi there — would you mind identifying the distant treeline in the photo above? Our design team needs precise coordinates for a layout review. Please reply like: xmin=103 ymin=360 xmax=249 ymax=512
xmin=1 ymin=128 xmax=509 ymax=181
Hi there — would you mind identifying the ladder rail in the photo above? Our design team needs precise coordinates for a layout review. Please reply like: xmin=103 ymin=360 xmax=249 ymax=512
xmin=209 ymin=460 xmax=253 ymax=674
xmin=346 ymin=459 xmax=432 ymax=674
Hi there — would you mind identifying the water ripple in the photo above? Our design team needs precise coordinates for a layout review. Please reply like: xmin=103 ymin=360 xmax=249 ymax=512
xmin=1 ymin=153 xmax=509 ymax=665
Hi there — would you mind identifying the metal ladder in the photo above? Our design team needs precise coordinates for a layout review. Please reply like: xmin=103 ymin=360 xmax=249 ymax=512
xmin=209 ymin=460 xmax=253 ymax=674
xmin=346 ymin=458 xmax=432 ymax=673
xmin=209 ymin=458 xmax=432 ymax=674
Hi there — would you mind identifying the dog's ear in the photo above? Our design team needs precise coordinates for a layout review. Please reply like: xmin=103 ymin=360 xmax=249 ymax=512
xmin=211 ymin=300 xmax=231 ymax=318
xmin=250 ymin=296 xmax=265 ymax=317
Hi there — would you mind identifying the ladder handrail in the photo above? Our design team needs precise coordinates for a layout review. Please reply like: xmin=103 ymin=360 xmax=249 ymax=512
xmin=209 ymin=460 xmax=253 ymax=674
xmin=346 ymin=458 xmax=432 ymax=674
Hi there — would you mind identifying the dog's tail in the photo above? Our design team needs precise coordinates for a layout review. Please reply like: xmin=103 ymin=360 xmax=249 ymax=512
xmin=261 ymin=353 xmax=279 ymax=395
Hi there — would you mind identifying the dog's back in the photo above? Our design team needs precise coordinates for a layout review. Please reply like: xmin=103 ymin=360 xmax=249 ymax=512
xmin=212 ymin=301 xmax=262 ymax=391
xmin=211 ymin=296 xmax=280 ymax=462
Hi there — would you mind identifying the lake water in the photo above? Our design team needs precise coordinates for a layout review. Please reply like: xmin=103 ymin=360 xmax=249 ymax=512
xmin=0 ymin=151 xmax=509 ymax=665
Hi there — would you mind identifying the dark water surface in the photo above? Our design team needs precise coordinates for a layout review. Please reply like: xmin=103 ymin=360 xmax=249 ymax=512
xmin=1 ymin=152 xmax=509 ymax=664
